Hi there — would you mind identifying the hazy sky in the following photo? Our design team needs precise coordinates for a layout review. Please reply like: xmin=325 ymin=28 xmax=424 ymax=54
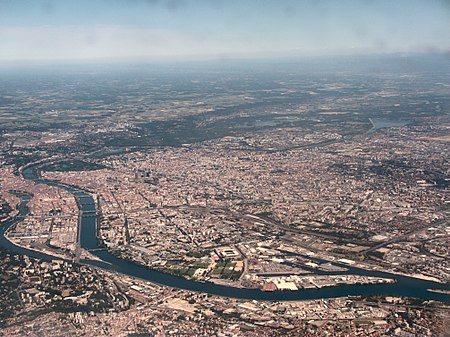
xmin=0 ymin=0 xmax=449 ymax=61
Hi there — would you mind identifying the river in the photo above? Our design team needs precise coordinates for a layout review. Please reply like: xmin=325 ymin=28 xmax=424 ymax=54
xmin=0 ymin=164 xmax=447 ymax=303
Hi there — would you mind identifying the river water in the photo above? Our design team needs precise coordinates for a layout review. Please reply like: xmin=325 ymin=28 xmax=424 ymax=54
xmin=0 ymin=165 xmax=447 ymax=303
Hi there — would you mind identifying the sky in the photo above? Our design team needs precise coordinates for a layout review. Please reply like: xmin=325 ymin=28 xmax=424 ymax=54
xmin=0 ymin=0 xmax=449 ymax=62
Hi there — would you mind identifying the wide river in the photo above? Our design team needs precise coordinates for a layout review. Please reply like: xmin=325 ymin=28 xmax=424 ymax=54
xmin=0 ymin=165 xmax=448 ymax=303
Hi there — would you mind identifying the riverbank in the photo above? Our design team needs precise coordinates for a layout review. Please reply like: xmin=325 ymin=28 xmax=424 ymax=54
xmin=0 ymin=161 xmax=448 ymax=303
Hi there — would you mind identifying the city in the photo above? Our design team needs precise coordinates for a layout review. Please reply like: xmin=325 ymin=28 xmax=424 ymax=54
xmin=0 ymin=55 xmax=449 ymax=336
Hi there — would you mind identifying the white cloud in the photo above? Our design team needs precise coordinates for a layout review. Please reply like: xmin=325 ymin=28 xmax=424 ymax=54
xmin=0 ymin=24 xmax=294 ymax=61
xmin=0 ymin=22 xmax=448 ymax=62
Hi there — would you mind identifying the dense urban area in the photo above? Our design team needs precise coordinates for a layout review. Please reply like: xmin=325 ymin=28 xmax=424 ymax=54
xmin=0 ymin=56 xmax=449 ymax=336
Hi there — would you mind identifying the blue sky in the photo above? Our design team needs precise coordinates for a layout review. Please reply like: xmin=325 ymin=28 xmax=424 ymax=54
xmin=0 ymin=0 xmax=449 ymax=61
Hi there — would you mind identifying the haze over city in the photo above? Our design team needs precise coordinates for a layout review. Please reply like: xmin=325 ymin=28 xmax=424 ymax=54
xmin=0 ymin=0 xmax=449 ymax=62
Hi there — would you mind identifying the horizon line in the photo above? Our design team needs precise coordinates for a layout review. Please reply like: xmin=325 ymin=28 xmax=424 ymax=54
xmin=0 ymin=50 xmax=448 ymax=67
